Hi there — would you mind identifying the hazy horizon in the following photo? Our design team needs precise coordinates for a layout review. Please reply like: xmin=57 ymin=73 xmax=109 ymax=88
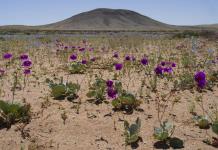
xmin=0 ymin=0 xmax=218 ymax=26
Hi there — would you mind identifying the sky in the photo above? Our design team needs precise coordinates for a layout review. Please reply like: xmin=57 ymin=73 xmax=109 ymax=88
xmin=0 ymin=0 xmax=218 ymax=26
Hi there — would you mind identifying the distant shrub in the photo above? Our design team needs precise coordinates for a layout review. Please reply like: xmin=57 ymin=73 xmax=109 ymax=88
xmin=173 ymin=30 xmax=216 ymax=39
xmin=173 ymin=31 xmax=199 ymax=38
xmin=0 ymin=37 xmax=6 ymax=41
xmin=199 ymin=30 xmax=216 ymax=39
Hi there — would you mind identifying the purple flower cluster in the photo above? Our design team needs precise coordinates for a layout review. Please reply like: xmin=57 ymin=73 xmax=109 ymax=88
xmin=20 ymin=54 xmax=32 ymax=75
xmin=154 ymin=61 xmax=176 ymax=75
xmin=194 ymin=71 xmax=206 ymax=89
xmin=160 ymin=61 xmax=176 ymax=68
xmin=124 ymin=55 xmax=137 ymax=62
xmin=106 ymin=80 xmax=117 ymax=99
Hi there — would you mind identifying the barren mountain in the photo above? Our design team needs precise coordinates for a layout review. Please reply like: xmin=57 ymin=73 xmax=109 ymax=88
xmin=0 ymin=8 xmax=217 ymax=31
xmin=41 ymin=8 xmax=172 ymax=30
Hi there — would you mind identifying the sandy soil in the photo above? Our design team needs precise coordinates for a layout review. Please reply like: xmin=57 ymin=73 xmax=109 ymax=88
xmin=0 ymin=37 xmax=217 ymax=150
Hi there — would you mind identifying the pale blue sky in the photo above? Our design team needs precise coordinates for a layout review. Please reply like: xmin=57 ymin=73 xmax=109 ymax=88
xmin=0 ymin=0 xmax=217 ymax=26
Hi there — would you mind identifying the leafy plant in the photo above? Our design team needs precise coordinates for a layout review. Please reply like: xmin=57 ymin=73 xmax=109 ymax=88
xmin=203 ymin=116 xmax=218 ymax=148
xmin=212 ymin=120 xmax=218 ymax=135
xmin=153 ymin=120 xmax=184 ymax=148
xmin=124 ymin=117 xmax=141 ymax=145
xmin=112 ymin=92 xmax=141 ymax=114
xmin=193 ymin=115 xmax=210 ymax=129
xmin=69 ymin=62 xmax=86 ymax=74
xmin=154 ymin=121 xmax=175 ymax=141
xmin=203 ymin=120 xmax=218 ymax=147
xmin=0 ymin=100 xmax=31 ymax=128
xmin=86 ymin=76 xmax=107 ymax=104
xmin=46 ymin=77 xmax=80 ymax=100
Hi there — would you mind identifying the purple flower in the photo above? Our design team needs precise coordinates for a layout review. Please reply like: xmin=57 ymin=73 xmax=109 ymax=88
xmin=82 ymin=59 xmax=87 ymax=64
xmin=70 ymin=54 xmax=77 ymax=60
xmin=89 ymin=48 xmax=94 ymax=51
xmin=79 ymin=48 xmax=85 ymax=52
xmin=107 ymin=87 xmax=117 ymax=99
xmin=194 ymin=71 xmax=206 ymax=88
xmin=141 ymin=57 xmax=148 ymax=65
xmin=197 ymin=80 xmax=206 ymax=89
xmin=125 ymin=55 xmax=131 ymax=61
xmin=132 ymin=56 xmax=136 ymax=61
xmin=23 ymin=69 xmax=31 ymax=75
xmin=154 ymin=66 xmax=163 ymax=75
xmin=194 ymin=71 xmax=206 ymax=82
xmin=106 ymin=80 xmax=113 ymax=88
xmin=3 ymin=53 xmax=12 ymax=59
xmin=90 ymin=57 xmax=96 ymax=62
xmin=115 ymin=63 xmax=123 ymax=71
xmin=163 ymin=67 xmax=173 ymax=73
xmin=172 ymin=62 xmax=176 ymax=67
xmin=113 ymin=52 xmax=119 ymax=58
xmin=161 ymin=61 xmax=165 ymax=66
xmin=20 ymin=54 xmax=29 ymax=60
xmin=22 ymin=60 xmax=32 ymax=67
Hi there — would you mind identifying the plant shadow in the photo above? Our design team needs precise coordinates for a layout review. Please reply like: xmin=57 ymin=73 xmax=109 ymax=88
xmin=153 ymin=141 xmax=170 ymax=149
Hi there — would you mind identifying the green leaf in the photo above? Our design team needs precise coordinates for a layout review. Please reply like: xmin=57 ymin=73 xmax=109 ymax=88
xmin=86 ymin=91 xmax=96 ymax=98
xmin=212 ymin=121 xmax=218 ymax=135
xmin=51 ymin=84 xmax=66 ymax=99
xmin=124 ymin=118 xmax=141 ymax=144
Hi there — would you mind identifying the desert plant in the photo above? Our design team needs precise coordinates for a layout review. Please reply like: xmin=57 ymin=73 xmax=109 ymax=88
xmin=0 ymin=100 xmax=31 ymax=128
xmin=69 ymin=61 xmax=86 ymax=74
xmin=124 ymin=117 xmax=141 ymax=145
xmin=46 ymin=77 xmax=80 ymax=100
xmin=86 ymin=76 xmax=107 ymax=104
xmin=112 ymin=92 xmax=141 ymax=114
xmin=153 ymin=120 xmax=184 ymax=148
xmin=203 ymin=120 xmax=218 ymax=147
xmin=193 ymin=115 xmax=210 ymax=129
xmin=154 ymin=120 xmax=175 ymax=141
